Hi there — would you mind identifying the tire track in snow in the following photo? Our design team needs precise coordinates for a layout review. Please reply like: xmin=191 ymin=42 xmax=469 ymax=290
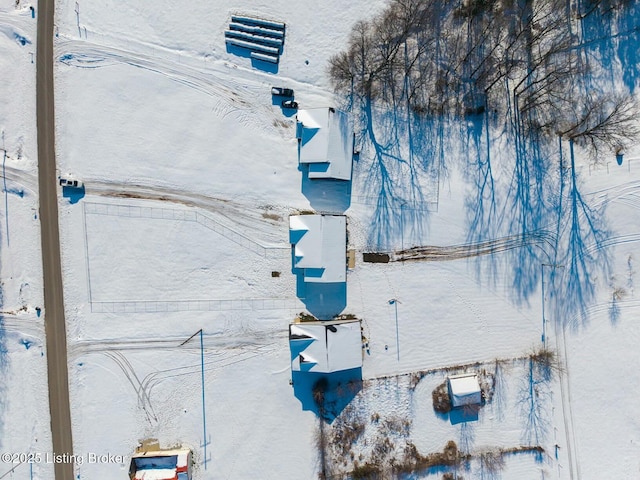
xmin=392 ymin=230 xmax=557 ymax=262
xmin=55 ymin=38 xmax=279 ymax=134
xmin=84 ymin=180 xmax=287 ymax=247
xmin=555 ymin=180 xmax=640 ymax=259
xmin=102 ymin=350 xmax=159 ymax=425
xmin=581 ymin=185 xmax=640 ymax=256
xmin=556 ymin=321 xmax=578 ymax=480
xmin=69 ymin=336 xmax=192 ymax=358
xmin=0 ymin=164 xmax=38 ymax=192
xmin=393 ymin=183 xmax=640 ymax=264
xmin=0 ymin=10 xmax=33 ymax=46
xmin=74 ymin=339 xmax=279 ymax=426
xmin=552 ymin=180 xmax=640 ymax=480
xmin=83 ymin=200 xmax=289 ymax=259
xmin=589 ymin=179 xmax=640 ymax=206
xmin=556 ymin=297 xmax=640 ymax=480
xmin=584 ymin=233 xmax=640 ymax=256
xmin=68 ymin=330 xmax=281 ymax=357
xmin=141 ymin=343 xmax=277 ymax=399
xmin=1 ymin=315 xmax=44 ymax=340
xmin=90 ymin=297 xmax=298 ymax=314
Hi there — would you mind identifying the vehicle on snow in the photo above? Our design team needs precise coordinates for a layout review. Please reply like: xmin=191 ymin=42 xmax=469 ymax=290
xmin=59 ymin=176 xmax=83 ymax=188
xmin=271 ymin=87 xmax=294 ymax=96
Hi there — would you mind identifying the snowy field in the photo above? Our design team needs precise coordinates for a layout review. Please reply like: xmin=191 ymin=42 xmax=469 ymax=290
xmin=51 ymin=0 xmax=393 ymax=478
xmin=0 ymin=2 xmax=54 ymax=479
xmin=0 ymin=0 xmax=639 ymax=479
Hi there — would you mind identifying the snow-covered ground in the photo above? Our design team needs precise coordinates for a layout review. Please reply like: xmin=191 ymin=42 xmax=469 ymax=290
xmin=1 ymin=0 xmax=639 ymax=479
xmin=0 ymin=2 xmax=54 ymax=479
xmin=51 ymin=0 xmax=392 ymax=478
xmin=559 ymin=165 xmax=640 ymax=479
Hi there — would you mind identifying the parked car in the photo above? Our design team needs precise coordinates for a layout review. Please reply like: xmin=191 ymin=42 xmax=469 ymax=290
xmin=271 ymin=87 xmax=294 ymax=96
xmin=281 ymin=100 xmax=298 ymax=109
xmin=59 ymin=176 xmax=83 ymax=188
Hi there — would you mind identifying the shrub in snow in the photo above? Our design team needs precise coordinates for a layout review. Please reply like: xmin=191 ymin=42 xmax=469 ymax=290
xmin=432 ymin=381 xmax=452 ymax=414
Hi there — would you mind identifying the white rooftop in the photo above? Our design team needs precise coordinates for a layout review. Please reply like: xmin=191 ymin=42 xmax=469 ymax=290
xmin=131 ymin=448 xmax=190 ymax=463
xmin=297 ymin=108 xmax=354 ymax=180
xmin=290 ymin=320 xmax=362 ymax=373
xmin=447 ymin=373 xmax=482 ymax=408
xmin=133 ymin=469 xmax=180 ymax=480
xmin=131 ymin=448 xmax=191 ymax=480
xmin=290 ymin=215 xmax=346 ymax=283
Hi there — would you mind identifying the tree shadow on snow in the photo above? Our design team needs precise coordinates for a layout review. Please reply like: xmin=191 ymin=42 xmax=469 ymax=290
xmin=453 ymin=93 xmax=560 ymax=306
xmin=577 ymin=1 xmax=640 ymax=93
xmin=616 ymin=3 xmax=640 ymax=93
xmin=517 ymin=357 xmax=551 ymax=445
xmin=461 ymin=91 xmax=610 ymax=329
xmin=501 ymin=106 xmax=558 ymax=305
xmin=458 ymin=419 xmax=476 ymax=454
xmin=353 ymin=95 xmax=439 ymax=251
xmin=291 ymin=368 xmax=362 ymax=423
xmin=554 ymin=139 xmax=611 ymax=329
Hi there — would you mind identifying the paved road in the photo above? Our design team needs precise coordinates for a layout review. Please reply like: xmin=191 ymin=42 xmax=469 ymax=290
xmin=36 ymin=1 xmax=75 ymax=478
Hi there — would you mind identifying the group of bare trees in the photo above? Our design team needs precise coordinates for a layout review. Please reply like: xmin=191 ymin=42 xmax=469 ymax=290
xmin=329 ymin=0 xmax=639 ymax=154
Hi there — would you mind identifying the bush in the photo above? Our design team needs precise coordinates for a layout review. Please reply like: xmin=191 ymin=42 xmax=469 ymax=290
xmin=313 ymin=378 xmax=329 ymax=410
xmin=530 ymin=347 xmax=562 ymax=381
xmin=331 ymin=416 xmax=366 ymax=458
xmin=298 ymin=312 xmax=318 ymax=322
xmin=442 ymin=474 xmax=463 ymax=480
xmin=432 ymin=381 xmax=452 ymax=414
xmin=442 ymin=441 xmax=458 ymax=463
xmin=394 ymin=441 xmax=460 ymax=474
xmin=351 ymin=462 xmax=382 ymax=479
xmin=479 ymin=450 xmax=505 ymax=473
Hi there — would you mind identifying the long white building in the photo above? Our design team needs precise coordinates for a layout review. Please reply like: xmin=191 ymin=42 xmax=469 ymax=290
xmin=296 ymin=107 xmax=354 ymax=181
xmin=289 ymin=214 xmax=347 ymax=283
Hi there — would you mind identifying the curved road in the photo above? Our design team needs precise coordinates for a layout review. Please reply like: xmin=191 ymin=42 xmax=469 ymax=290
xmin=36 ymin=0 xmax=75 ymax=478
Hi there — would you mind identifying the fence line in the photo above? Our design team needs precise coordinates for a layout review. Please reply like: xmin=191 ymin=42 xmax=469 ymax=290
xmin=91 ymin=297 xmax=301 ymax=313
xmin=84 ymin=201 xmax=289 ymax=258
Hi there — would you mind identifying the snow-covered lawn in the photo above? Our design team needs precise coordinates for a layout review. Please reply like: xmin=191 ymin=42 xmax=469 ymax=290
xmin=51 ymin=0 xmax=640 ymax=475
xmin=0 ymin=0 xmax=639 ymax=479
xmin=0 ymin=2 xmax=53 ymax=479
xmin=318 ymin=357 xmax=558 ymax=479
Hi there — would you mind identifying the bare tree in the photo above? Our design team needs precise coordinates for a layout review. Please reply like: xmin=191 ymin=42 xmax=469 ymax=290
xmin=330 ymin=0 xmax=639 ymax=151
xmin=559 ymin=93 xmax=639 ymax=154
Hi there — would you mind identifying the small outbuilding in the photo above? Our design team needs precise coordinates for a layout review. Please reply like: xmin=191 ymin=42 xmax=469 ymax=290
xmin=447 ymin=373 xmax=482 ymax=408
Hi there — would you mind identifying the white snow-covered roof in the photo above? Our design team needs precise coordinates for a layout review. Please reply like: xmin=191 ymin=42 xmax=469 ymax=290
xmin=290 ymin=320 xmax=362 ymax=373
xmin=297 ymin=108 xmax=353 ymax=180
xmin=131 ymin=448 xmax=191 ymax=480
xmin=133 ymin=469 xmax=179 ymax=480
xmin=447 ymin=373 xmax=482 ymax=408
xmin=131 ymin=448 xmax=190 ymax=463
xmin=289 ymin=215 xmax=346 ymax=283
